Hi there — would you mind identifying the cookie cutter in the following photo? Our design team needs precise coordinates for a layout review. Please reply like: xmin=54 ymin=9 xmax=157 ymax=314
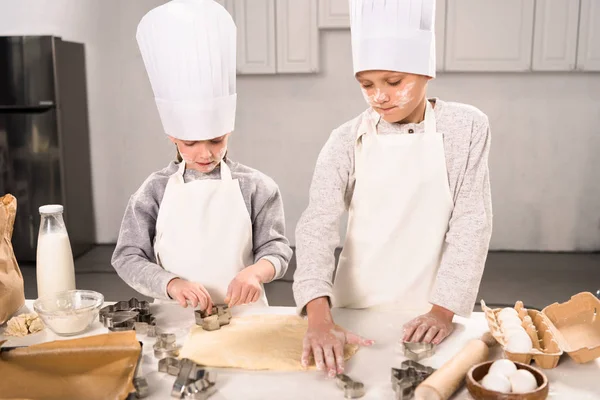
xmin=154 ymin=333 xmax=180 ymax=359
xmin=391 ymin=360 xmax=436 ymax=400
xmin=133 ymin=342 xmax=149 ymax=398
xmin=99 ymin=298 xmax=157 ymax=336
xmin=335 ymin=374 xmax=365 ymax=399
xmin=168 ymin=358 xmax=217 ymax=399
xmin=402 ymin=342 xmax=436 ymax=362
xmin=194 ymin=304 xmax=232 ymax=331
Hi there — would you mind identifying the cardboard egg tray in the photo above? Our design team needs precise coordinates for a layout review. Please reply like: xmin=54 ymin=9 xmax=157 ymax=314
xmin=481 ymin=292 xmax=600 ymax=369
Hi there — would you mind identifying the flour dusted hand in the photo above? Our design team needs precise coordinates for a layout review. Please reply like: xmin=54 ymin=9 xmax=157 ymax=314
xmin=167 ymin=278 xmax=213 ymax=311
xmin=402 ymin=306 xmax=455 ymax=344
xmin=302 ymin=322 xmax=374 ymax=378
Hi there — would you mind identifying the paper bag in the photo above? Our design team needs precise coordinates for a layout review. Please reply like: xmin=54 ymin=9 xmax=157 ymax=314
xmin=0 ymin=194 xmax=25 ymax=325
xmin=0 ymin=331 xmax=141 ymax=400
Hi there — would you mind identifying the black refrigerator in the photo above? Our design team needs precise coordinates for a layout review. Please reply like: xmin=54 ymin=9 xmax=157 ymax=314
xmin=0 ymin=36 xmax=95 ymax=263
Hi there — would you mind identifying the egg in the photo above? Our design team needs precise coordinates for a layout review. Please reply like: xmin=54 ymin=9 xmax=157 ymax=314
xmin=500 ymin=317 xmax=523 ymax=331
xmin=498 ymin=312 xmax=522 ymax=326
xmin=498 ymin=307 xmax=519 ymax=320
xmin=503 ymin=325 xmax=527 ymax=341
xmin=509 ymin=369 xmax=538 ymax=393
xmin=481 ymin=373 xmax=512 ymax=393
xmin=488 ymin=359 xmax=517 ymax=378
xmin=505 ymin=330 xmax=533 ymax=353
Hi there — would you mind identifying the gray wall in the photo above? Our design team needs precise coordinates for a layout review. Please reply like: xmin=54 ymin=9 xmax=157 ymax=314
xmin=1 ymin=0 xmax=599 ymax=251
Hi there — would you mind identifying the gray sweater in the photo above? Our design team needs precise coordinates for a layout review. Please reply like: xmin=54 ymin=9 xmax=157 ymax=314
xmin=293 ymin=98 xmax=493 ymax=318
xmin=112 ymin=159 xmax=293 ymax=300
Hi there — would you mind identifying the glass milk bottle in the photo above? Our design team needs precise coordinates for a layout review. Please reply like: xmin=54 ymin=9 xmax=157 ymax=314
xmin=36 ymin=205 xmax=76 ymax=298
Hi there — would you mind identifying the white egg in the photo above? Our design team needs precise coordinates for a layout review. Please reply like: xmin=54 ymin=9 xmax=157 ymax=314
xmin=509 ymin=369 xmax=538 ymax=393
xmin=498 ymin=313 xmax=522 ymax=326
xmin=500 ymin=318 xmax=523 ymax=331
xmin=481 ymin=373 xmax=512 ymax=393
xmin=503 ymin=325 xmax=527 ymax=340
xmin=498 ymin=307 xmax=519 ymax=320
xmin=505 ymin=330 xmax=533 ymax=353
xmin=488 ymin=359 xmax=518 ymax=378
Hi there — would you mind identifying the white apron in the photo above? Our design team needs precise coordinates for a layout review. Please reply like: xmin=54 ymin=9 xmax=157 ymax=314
xmin=332 ymin=100 xmax=453 ymax=313
xmin=153 ymin=160 xmax=268 ymax=306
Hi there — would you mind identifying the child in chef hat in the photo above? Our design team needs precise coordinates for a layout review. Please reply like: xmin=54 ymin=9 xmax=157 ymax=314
xmin=293 ymin=0 xmax=492 ymax=377
xmin=112 ymin=0 xmax=292 ymax=311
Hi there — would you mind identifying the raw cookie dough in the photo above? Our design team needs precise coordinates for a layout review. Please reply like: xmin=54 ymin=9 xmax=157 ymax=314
xmin=179 ymin=314 xmax=359 ymax=371
xmin=4 ymin=313 xmax=44 ymax=337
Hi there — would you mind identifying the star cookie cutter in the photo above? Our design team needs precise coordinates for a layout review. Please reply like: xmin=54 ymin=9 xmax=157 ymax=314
xmin=99 ymin=298 xmax=157 ymax=336
xmin=391 ymin=360 xmax=436 ymax=400
xmin=194 ymin=304 xmax=232 ymax=331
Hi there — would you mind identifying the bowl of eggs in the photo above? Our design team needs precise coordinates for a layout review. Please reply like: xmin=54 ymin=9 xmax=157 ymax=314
xmin=466 ymin=359 xmax=548 ymax=400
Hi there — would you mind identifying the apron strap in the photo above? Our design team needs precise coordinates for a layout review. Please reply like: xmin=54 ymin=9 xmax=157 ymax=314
xmin=175 ymin=160 xmax=186 ymax=184
xmin=219 ymin=160 xmax=233 ymax=181
xmin=423 ymin=99 xmax=436 ymax=135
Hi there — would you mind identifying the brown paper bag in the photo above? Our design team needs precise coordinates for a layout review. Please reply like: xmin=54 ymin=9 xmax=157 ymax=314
xmin=0 ymin=331 xmax=141 ymax=400
xmin=0 ymin=194 xmax=25 ymax=325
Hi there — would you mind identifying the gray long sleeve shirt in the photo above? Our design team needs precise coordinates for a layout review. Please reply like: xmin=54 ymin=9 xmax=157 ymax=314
xmin=112 ymin=158 xmax=293 ymax=300
xmin=293 ymin=98 xmax=493 ymax=318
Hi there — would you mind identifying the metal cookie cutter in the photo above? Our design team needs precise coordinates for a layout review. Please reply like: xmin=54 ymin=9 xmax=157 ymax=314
xmin=391 ymin=360 xmax=436 ymax=400
xmin=168 ymin=358 xmax=217 ymax=399
xmin=194 ymin=304 xmax=232 ymax=331
xmin=335 ymin=374 xmax=365 ymax=399
xmin=132 ymin=342 xmax=149 ymax=399
xmin=402 ymin=342 xmax=436 ymax=362
xmin=154 ymin=333 xmax=180 ymax=359
xmin=99 ymin=298 xmax=157 ymax=336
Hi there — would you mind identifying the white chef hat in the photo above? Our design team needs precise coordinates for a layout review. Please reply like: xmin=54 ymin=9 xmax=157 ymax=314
xmin=136 ymin=0 xmax=237 ymax=141
xmin=350 ymin=0 xmax=436 ymax=77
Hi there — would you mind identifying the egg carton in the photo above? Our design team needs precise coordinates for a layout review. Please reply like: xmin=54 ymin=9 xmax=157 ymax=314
xmin=480 ymin=300 xmax=563 ymax=369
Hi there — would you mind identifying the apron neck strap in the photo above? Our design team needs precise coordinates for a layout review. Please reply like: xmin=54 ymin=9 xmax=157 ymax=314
xmin=176 ymin=161 xmax=186 ymax=183
xmin=423 ymin=99 xmax=436 ymax=134
xmin=175 ymin=160 xmax=232 ymax=181
xmin=219 ymin=160 xmax=232 ymax=181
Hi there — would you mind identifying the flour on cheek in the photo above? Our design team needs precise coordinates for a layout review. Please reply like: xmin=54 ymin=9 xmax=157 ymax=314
xmin=391 ymin=81 xmax=415 ymax=109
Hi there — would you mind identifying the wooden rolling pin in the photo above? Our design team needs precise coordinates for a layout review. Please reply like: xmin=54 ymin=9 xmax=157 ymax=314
xmin=414 ymin=332 xmax=497 ymax=400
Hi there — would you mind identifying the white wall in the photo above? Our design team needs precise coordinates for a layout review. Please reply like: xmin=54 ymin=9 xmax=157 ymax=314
xmin=1 ymin=1 xmax=599 ymax=251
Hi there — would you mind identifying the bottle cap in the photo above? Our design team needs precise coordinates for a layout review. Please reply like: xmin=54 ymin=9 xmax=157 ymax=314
xmin=39 ymin=204 xmax=64 ymax=214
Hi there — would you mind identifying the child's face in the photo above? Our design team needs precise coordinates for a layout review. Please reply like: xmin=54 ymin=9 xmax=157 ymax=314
xmin=170 ymin=133 xmax=230 ymax=173
xmin=356 ymin=70 xmax=430 ymax=123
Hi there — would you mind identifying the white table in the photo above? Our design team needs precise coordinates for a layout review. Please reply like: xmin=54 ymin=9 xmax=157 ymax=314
xmin=1 ymin=301 xmax=599 ymax=400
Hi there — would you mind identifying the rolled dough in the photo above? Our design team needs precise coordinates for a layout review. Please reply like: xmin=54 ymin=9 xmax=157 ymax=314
xmin=179 ymin=314 xmax=359 ymax=371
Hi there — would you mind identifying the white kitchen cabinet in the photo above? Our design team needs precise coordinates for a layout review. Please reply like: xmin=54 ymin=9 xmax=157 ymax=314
xmin=232 ymin=0 xmax=276 ymax=74
xmin=445 ymin=0 xmax=535 ymax=71
xmin=577 ymin=0 xmax=600 ymax=71
xmin=532 ymin=0 xmax=580 ymax=71
xmin=318 ymin=0 xmax=349 ymax=28
xmin=276 ymin=0 xmax=319 ymax=73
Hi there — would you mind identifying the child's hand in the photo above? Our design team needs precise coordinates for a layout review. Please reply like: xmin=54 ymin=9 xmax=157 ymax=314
xmin=402 ymin=305 xmax=455 ymax=344
xmin=167 ymin=278 xmax=213 ymax=311
xmin=224 ymin=266 xmax=263 ymax=307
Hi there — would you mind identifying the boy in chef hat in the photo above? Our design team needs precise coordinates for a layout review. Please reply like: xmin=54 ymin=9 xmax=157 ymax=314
xmin=112 ymin=0 xmax=292 ymax=311
xmin=293 ymin=0 xmax=492 ymax=376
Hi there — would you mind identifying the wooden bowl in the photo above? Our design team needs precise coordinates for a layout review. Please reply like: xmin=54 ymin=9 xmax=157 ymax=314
xmin=466 ymin=361 xmax=549 ymax=400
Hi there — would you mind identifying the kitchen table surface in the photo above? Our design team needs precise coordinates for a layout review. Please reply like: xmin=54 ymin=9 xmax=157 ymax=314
xmin=1 ymin=300 xmax=599 ymax=400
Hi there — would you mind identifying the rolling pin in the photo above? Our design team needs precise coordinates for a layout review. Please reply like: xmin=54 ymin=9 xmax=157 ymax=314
xmin=414 ymin=332 xmax=497 ymax=400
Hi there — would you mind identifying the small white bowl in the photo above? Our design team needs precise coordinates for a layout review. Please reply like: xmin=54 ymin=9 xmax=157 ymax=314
xmin=33 ymin=290 xmax=104 ymax=336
